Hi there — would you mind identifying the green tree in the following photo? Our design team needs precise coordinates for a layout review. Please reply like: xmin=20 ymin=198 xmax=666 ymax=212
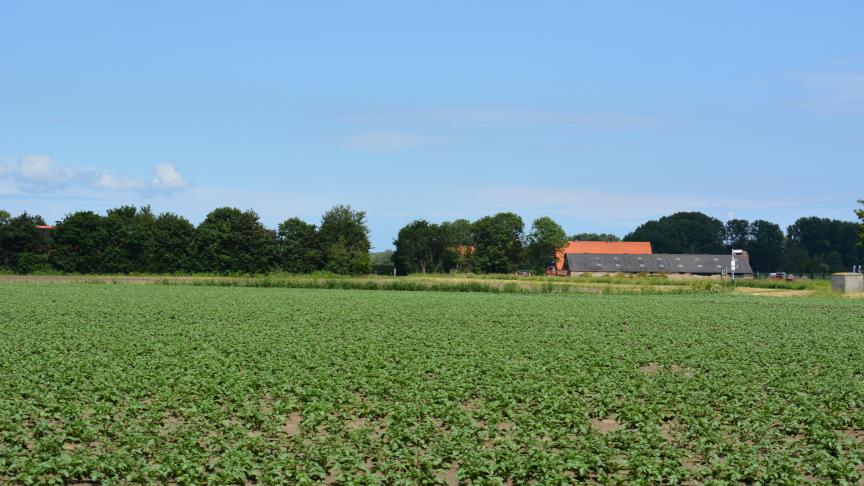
xmin=526 ymin=216 xmax=567 ymax=272
xmin=52 ymin=211 xmax=110 ymax=273
xmin=625 ymin=212 xmax=725 ymax=254
xmin=786 ymin=216 xmax=861 ymax=274
xmin=440 ymin=219 xmax=473 ymax=272
xmin=856 ymin=200 xmax=864 ymax=257
xmin=148 ymin=212 xmax=198 ymax=273
xmin=569 ymin=232 xmax=620 ymax=242
xmin=471 ymin=212 xmax=525 ymax=273
xmin=0 ymin=211 xmax=50 ymax=273
xmin=318 ymin=205 xmax=371 ymax=274
xmin=196 ymin=207 xmax=278 ymax=274
xmin=747 ymin=220 xmax=784 ymax=273
xmin=278 ymin=217 xmax=322 ymax=273
xmin=392 ymin=220 xmax=448 ymax=274
xmin=723 ymin=219 xmax=751 ymax=251
xmin=101 ymin=205 xmax=156 ymax=273
xmin=370 ymin=250 xmax=395 ymax=275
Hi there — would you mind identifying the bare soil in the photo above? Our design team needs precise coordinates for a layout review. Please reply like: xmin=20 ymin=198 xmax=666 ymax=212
xmin=591 ymin=416 xmax=622 ymax=434
xmin=735 ymin=287 xmax=815 ymax=298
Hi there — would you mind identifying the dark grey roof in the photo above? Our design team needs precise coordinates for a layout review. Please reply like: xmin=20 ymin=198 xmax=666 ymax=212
xmin=564 ymin=253 xmax=753 ymax=275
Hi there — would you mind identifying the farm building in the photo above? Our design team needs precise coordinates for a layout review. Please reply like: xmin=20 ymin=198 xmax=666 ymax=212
xmin=563 ymin=253 xmax=754 ymax=277
xmin=35 ymin=225 xmax=55 ymax=239
xmin=555 ymin=241 xmax=652 ymax=270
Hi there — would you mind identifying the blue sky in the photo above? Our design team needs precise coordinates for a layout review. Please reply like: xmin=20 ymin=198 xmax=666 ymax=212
xmin=1 ymin=1 xmax=862 ymax=249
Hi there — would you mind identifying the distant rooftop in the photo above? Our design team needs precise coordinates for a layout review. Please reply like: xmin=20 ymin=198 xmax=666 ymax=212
xmin=556 ymin=241 xmax=652 ymax=269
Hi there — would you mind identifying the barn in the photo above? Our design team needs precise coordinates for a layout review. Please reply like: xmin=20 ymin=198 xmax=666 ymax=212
xmin=554 ymin=241 xmax=652 ymax=270
xmin=563 ymin=253 xmax=754 ymax=277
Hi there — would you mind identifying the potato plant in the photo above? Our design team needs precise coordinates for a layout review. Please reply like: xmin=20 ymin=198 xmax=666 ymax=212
xmin=1 ymin=283 xmax=863 ymax=484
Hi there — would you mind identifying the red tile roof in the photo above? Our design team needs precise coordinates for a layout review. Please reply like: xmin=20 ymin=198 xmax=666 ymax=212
xmin=35 ymin=225 xmax=55 ymax=230
xmin=556 ymin=241 xmax=652 ymax=269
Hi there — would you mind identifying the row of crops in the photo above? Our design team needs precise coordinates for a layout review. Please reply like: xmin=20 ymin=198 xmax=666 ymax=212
xmin=1 ymin=283 xmax=863 ymax=484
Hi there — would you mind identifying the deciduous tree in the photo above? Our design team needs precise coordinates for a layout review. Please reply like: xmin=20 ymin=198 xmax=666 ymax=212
xmin=318 ymin=205 xmax=371 ymax=274
xmin=196 ymin=207 xmax=277 ymax=274
xmin=278 ymin=217 xmax=322 ymax=273
xmin=471 ymin=212 xmax=525 ymax=273
xmin=526 ymin=217 xmax=567 ymax=272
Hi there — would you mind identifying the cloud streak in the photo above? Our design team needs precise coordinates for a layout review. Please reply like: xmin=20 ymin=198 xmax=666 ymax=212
xmin=343 ymin=131 xmax=445 ymax=151
xmin=801 ymin=72 xmax=864 ymax=115
xmin=0 ymin=156 xmax=190 ymax=194
xmin=351 ymin=107 xmax=661 ymax=129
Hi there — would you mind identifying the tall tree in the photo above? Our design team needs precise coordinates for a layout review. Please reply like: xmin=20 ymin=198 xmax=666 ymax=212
xmin=278 ymin=217 xmax=322 ymax=273
xmin=747 ymin=220 xmax=784 ymax=273
xmin=0 ymin=211 xmax=50 ymax=273
xmin=471 ymin=212 xmax=525 ymax=273
xmin=786 ymin=216 xmax=861 ymax=274
xmin=52 ymin=211 xmax=110 ymax=273
xmin=624 ymin=212 xmax=725 ymax=254
xmin=196 ymin=207 xmax=278 ymax=274
xmin=569 ymin=233 xmax=620 ymax=242
xmin=856 ymin=200 xmax=864 ymax=258
xmin=148 ymin=212 xmax=198 ymax=273
xmin=723 ymin=219 xmax=751 ymax=251
xmin=102 ymin=205 xmax=156 ymax=273
xmin=526 ymin=217 xmax=567 ymax=272
xmin=392 ymin=220 xmax=447 ymax=274
xmin=440 ymin=219 xmax=473 ymax=272
xmin=318 ymin=205 xmax=371 ymax=274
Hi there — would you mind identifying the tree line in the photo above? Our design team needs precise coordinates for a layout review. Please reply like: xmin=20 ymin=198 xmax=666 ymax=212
xmin=2 ymin=203 xmax=862 ymax=276
xmin=393 ymin=208 xmax=864 ymax=275
xmin=0 ymin=205 xmax=370 ymax=275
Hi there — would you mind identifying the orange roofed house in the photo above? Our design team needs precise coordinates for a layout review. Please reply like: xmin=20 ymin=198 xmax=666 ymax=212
xmin=555 ymin=241 xmax=652 ymax=270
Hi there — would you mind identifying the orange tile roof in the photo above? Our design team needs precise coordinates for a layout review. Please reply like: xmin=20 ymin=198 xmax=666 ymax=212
xmin=555 ymin=241 xmax=652 ymax=269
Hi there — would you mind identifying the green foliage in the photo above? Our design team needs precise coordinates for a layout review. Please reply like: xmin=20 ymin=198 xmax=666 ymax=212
xmin=319 ymin=205 xmax=371 ymax=275
xmin=720 ymin=218 xmax=785 ymax=273
xmin=278 ymin=218 xmax=322 ymax=273
xmin=625 ymin=212 xmax=725 ymax=254
xmin=392 ymin=220 xmax=449 ymax=274
xmin=440 ymin=219 xmax=473 ymax=272
xmin=855 ymin=200 xmax=863 ymax=256
xmin=149 ymin=212 xmax=199 ymax=273
xmin=471 ymin=212 xmax=525 ymax=273
xmin=102 ymin=205 xmax=156 ymax=273
xmin=52 ymin=211 xmax=110 ymax=273
xmin=196 ymin=207 xmax=278 ymax=274
xmin=369 ymin=250 xmax=395 ymax=275
xmin=569 ymin=232 xmax=620 ymax=242
xmin=526 ymin=216 xmax=567 ymax=272
xmin=1 ymin=284 xmax=863 ymax=483
xmin=785 ymin=216 xmax=861 ymax=274
xmin=0 ymin=210 xmax=49 ymax=273
xmin=748 ymin=220 xmax=785 ymax=273
xmin=723 ymin=219 xmax=750 ymax=250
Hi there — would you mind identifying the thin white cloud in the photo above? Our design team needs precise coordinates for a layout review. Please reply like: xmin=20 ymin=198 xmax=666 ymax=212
xmin=351 ymin=107 xmax=661 ymax=129
xmin=344 ymin=131 xmax=445 ymax=151
xmin=17 ymin=155 xmax=79 ymax=186
xmin=467 ymin=185 xmax=843 ymax=221
xmin=4 ymin=155 xmax=190 ymax=193
xmin=93 ymin=173 xmax=147 ymax=190
xmin=414 ymin=107 xmax=659 ymax=128
xmin=801 ymin=73 xmax=864 ymax=115
xmin=151 ymin=162 xmax=188 ymax=189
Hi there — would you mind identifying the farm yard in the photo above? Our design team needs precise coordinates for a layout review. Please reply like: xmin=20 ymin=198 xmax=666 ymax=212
xmin=2 ymin=282 xmax=864 ymax=484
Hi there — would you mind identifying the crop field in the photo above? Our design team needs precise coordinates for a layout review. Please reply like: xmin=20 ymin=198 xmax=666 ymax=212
xmin=1 ymin=283 xmax=864 ymax=484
